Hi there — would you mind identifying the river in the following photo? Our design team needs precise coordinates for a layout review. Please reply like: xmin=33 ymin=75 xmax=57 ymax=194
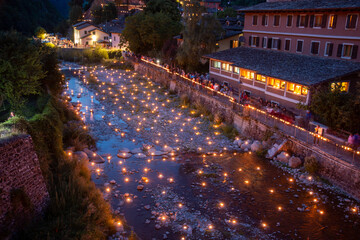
xmin=62 ymin=63 xmax=360 ymax=240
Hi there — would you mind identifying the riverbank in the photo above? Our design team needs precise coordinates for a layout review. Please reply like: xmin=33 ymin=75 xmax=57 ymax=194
xmin=63 ymin=62 xmax=360 ymax=239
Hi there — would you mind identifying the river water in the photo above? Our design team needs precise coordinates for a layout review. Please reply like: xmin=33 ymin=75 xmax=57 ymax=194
xmin=62 ymin=64 xmax=360 ymax=240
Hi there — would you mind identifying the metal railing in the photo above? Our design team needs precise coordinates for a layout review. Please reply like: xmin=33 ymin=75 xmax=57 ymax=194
xmin=140 ymin=58 xmax=360 ymax=167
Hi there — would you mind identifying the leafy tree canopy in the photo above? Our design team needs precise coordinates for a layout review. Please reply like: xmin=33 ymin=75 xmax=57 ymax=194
xmin=217 ymin=7 xmax=237 ymax=18
xmin=69 ymin=4 xmax=84 ymax=24
xmin=0 ymin=32 xmax=44 ymax=113
xmin=122 ymin=0 xmax=181 ymax=55
xmin=177 ymin=0 xmax=223 ymax=71
xmin=144 ymin=0 xmax=181 ymax=23
xmin=92 ymin=3 xmax=118 ymax=24
xmin=308 ymin=83 xmax=360 ymax=133
xmin=0 ymin=0 xmax=63 ymax=36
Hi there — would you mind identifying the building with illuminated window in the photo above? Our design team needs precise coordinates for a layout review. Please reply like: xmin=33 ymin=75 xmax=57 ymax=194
xmin=203 ymin=0 xmax=360 ymax=114
xmin=241 ymin=0 xmax=360 ymax=61
xmin=73 ymin=22 xmax=110 ymax=47
xmin=204 ymin=46 xmax=360 ymax=114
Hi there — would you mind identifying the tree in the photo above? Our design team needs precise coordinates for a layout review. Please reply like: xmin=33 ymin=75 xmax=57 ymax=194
xmin=122 ymin=0 xmax=181 ymax=55
xmin=35 ymin=27 xmax=47 ymax=39
xmin=176 ymin=0 xmax=223 ymax=71
xmin=34 ymin=41 xmax=65 ymax=96
xmin=0 ymin=32 xmax=44 ymax=113
xmin=103 ymin=3 xmax=117 ymax=22
xmin=308 ymin=83 xmax=360 ymax=133
xmin=92 ymin=5 xmax=103 ymax=24
xmin=217 ymin=7 xmax=237 ymax=18
xmin=69 ymin=5 xmax=83 ymax=24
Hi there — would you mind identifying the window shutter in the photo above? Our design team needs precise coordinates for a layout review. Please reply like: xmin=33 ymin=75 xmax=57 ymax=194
xmin=304 ymin=15 xmax=309 ymax=27
xmin=321 ymin=14 xmax=328 ymax=28
xmin=296 ymin=15 xmax=300 ymax=27
xmin=262 ymin=15 xmax=265 ymax=26
xmin=267 ymin=38 xmax=272 ymax=48
xmin=332 ymin=15 xmax=337 ymax=28
xmin=256 ymin=37 xmax=260 ymax=47
xmin=278 ymin=39 xmax=281 ymax=50
xmin=309 ymin=15 xmax=314 ymax=28
xmin=337 ymin=44 xmax=343 ymax=57
xmin=249 ymin=36 xmax=252 ymax=46
xmin=351 ymin=45 xmax=358 ymax=59
xmin=230 ymin=40 xmax=233 ymax=49
xmin=328 ymin=43 xmax=333 ymax=56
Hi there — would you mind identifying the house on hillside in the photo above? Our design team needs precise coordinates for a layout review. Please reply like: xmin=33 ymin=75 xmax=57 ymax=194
xmin=204 ymin=47 xmax=360 ymax=114
xmin=73 ymin=22 xmax=111 ymax=47
xmin=239 ymin=0 xmax=360 ymax=62
xmin=216 ymin=16 xmax=245 ymax=51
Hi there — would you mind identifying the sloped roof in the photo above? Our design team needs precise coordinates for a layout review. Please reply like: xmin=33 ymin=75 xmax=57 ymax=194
xmin=204 ymin=47 xmax=360 ymax=86
xmin=75 ymin=22 xmax=94 ymax=30
xmin=240 ymin=0 xmax=360 ymax=12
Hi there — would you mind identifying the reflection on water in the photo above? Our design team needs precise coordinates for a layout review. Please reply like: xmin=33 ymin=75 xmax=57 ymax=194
xmin=63 ymin=67 xmax=360 ymax=240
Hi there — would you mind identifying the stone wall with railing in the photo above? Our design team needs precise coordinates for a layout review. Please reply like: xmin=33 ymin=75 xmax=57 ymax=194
xmin=134 ymin=60 xmax=360 ymax=200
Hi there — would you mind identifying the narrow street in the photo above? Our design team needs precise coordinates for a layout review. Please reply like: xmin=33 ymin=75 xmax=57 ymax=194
xmin=63 ymin=63 xmax=360 ymax=240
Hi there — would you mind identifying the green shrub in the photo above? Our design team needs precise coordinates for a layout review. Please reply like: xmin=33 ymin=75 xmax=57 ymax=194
xmin=304 ymin=155 xmax=319 ymax=174
xmin=8 ymin=97 xmax=114 ymax=239
xmin=214 ymin=112 xmax=224 ymax=125
xmin=220 ymin=123 xmax=238 ymax=140
xmin=108 ymin=50 xmax=122 ymax=59
xmin=180 ymin=94 xmax=190 ymax=107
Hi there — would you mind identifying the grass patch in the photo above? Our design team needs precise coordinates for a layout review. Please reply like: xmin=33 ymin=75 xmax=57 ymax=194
xmin=220 ymin=123 xmax=239 ymax=140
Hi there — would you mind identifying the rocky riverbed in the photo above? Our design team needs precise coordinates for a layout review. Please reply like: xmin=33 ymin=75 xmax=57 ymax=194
xmin=61 ymin=63 xmax=360 ymax=240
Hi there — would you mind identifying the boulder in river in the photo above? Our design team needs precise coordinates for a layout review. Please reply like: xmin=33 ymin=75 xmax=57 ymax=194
xmin=117 ymin=152 xmax=132 ymax=159
xmin=288 ymin=156 xmax=302 ymax=168
xmin=250 ymin=141 xmax=262 ymax=152
xmin=277 ymin=151 xmax=290 ymax=164
xmin=73 ymin=151 xmax=89 ymax=161
xmin=131 ymin=148 xmax=142 ymax=154
xmin=118 ymin=148 xmax=130 ymax=153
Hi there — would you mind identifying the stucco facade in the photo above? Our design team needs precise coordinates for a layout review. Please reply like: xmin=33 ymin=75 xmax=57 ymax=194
xmin=243 ymin=6 xmax=360 ymax=61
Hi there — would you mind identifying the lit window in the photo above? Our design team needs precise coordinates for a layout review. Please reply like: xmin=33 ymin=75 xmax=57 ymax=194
xmin=299 ymin=15 xmax=307 ymax=27
xmin=342 ymin=44 xmax=353 ymax=58
xmin=302 ymin=87 xmax=308 ymax=95
xmin=234 ymin=67 xmax=240 ymax=74
xmin=331 ymin=82 xmax=349 ymax=92
xmin=268 ymin=78 xmax=285 ymax=89
xmin=346 ymin=14 xmax=358 ymax=29
xmin=288 ymin=83 xmax=308 ymax=95
xmin=241 ymin=70 xmax=254 ymax=79
xmin=288 ymin=83 xmax=295 ymax=92
xmin=314 ymin=15 xmax=323 ymax=28
xmin=211 ymin=61 xmax=221 ymax=68
xmin=328 ymin=15 xmax=337 ymax=29
xmin=256 ymin=74 xmax=266 ymax=82
xmin=232 ymin=40 xmax=239 ymax=48
xmin=294 ymin=85 xmax=302 ymax=94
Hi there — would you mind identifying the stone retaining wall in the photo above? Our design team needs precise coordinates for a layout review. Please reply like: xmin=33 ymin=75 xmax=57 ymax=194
xmin=0 ymin=135 xmax=49 ymax=234
xmin=134 ymin=61 xmax=360 ymax=200
xmin=283 ymin=138 xmax=360 ymax=199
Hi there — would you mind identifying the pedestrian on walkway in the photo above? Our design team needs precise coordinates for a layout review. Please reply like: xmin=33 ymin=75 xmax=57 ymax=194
xmin=314 ymin=125 xmax=321 ymax=145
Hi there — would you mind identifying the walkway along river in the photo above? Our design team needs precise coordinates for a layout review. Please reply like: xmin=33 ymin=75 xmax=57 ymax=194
xmin=62 ymin=63 xmax=360 ymax=240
